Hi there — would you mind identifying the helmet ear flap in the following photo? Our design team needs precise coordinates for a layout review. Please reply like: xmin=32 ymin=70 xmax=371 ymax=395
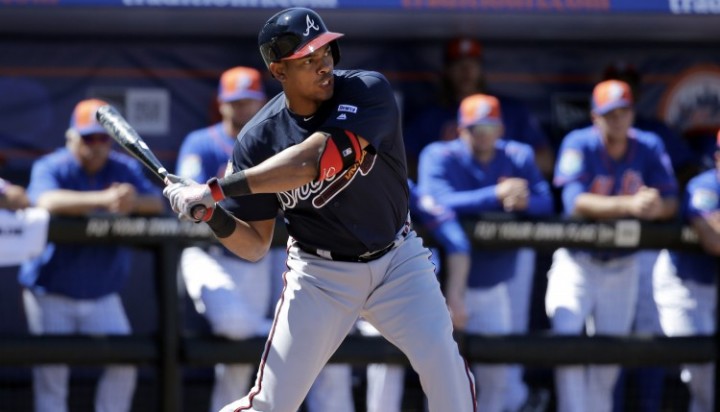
xmin=330 ymin=40 xmax=341 ymax=66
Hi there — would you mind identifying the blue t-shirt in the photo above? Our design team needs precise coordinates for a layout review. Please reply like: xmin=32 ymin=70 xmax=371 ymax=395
xmin=228 ymin=70 xmax=409 ymax=257
xmin=19 ymin=148 xmax=161 ymax=299
xmin=418 ymin=138 xmax=553 ymax=288
xmin=671 ymin=169 xmax=719 ymax=285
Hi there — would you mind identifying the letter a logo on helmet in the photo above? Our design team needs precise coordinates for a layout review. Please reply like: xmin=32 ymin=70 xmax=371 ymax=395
xmin=304 ymin=14 xmax=320 ymax=36
xmin=258 ymin=7 xmax=344 ymax=68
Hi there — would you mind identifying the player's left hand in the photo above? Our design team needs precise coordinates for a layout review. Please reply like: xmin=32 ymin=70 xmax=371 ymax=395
xmin=162 ymin=175 xmax=215 ymax=222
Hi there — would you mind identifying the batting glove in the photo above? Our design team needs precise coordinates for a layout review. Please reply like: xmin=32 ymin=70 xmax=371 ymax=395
xmin=162 ymin=174 xmax=215 ymax=222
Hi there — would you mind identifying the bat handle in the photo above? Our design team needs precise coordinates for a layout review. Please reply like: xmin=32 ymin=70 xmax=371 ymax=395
xmin=191 ymin=204 xmax=208 ymax=222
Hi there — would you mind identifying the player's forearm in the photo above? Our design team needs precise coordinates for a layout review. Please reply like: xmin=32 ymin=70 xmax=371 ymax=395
xmin=36 ymin=190 xmax=112 ymax=215
xmin=220 ymin=133 xmax=325 ymax=197
xmin=213 ymin=215 xmax=275 ymax=262
xmin=572 ymin=193 xmax=634 ymax=219
xmin=244 ymin=144 xmax=319 ymax=193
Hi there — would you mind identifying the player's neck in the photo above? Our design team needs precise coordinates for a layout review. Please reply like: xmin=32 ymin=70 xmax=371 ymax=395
xmin=285 ymin=96 xmax=322 ymax=118
xmin=222 ymin=120 xmax=239 ymax=140
xmin=473 ymin=149 xmax=495 ymax=164
xmin=602 ymin=134 xmax=628 ymax=160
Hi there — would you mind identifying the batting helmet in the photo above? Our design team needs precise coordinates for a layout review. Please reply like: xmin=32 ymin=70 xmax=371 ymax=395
xmin=258 ymin=7 xmax=343 ymax=68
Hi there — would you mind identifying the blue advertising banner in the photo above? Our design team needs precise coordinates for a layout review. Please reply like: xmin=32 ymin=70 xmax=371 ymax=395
xmin=2 ymin=0 xmax=716 ymax=14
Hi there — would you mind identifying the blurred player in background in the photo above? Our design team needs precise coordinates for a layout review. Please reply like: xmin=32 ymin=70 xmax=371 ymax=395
xmin=404 ymin=39 xmax=553 ymax=411
xmin=0 ymin=177 xmax=29 ymax=210
xmin=418 ymin=94 xmax=554 ymax=412
xmin=546 ymin=80 xmax=678 ymax=412
xmin=600 ymin=61 xmax=696 ymax=412
xmin=651 ymin=128 xmax=720 ymax=412
xmin=177 ymin=66 xmax=355 ymax=412
xmin=18 ymin=98 xmax=164 ymax=412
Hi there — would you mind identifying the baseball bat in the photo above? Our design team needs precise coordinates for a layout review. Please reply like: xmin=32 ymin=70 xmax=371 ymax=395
xmin=95 ymin=105 xmax=207 ymax=220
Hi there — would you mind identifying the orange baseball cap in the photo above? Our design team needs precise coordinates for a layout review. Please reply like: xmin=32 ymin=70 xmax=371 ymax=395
xmin=218 ymin=67 xmax=266 ymax=103
xmin=458 ymin=94 xmax=502 ymax=128
xmin=592 ymin=79 xmax=633 ymax=115
xmin=70 ymin=98 xmax=109 ymax=136
xmin=445 ymin=38 xmax=483 ymax=64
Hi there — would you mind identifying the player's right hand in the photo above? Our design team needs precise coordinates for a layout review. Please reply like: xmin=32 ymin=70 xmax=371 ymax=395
xmin=496 ymin=178 xmax=529 ymax=211
xmin=162 ymin=174 xmax=215 ymax=222
xmin=0 ymin=184 xmax=29 ymax=211
xmin=105 ymin=183 xmax=137 ymax=215
xmin=630 ymin=186 xmax=663 ymax=220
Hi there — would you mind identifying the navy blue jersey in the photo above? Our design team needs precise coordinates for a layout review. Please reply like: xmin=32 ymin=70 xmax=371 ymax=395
xmin=671 ymin=169 xmax=719 ymax=284
xmin=228 ymin=70 xmax=409 ymax=256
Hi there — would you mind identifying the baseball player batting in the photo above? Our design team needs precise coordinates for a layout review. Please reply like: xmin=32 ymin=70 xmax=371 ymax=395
xmin=546 ymin=79 xmax=678 ymax=412
xmin=162 ymin=7 xmax=477 ymax=412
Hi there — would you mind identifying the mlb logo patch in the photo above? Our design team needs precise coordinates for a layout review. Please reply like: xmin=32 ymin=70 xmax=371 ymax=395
xmin=558 ymin=149 xmax=583 ymax=176
xmin=337 ymin=104 xmax=357 ymax=113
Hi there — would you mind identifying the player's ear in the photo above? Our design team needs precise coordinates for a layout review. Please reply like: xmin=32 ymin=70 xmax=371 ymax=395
xmin=269 ymin=62 xmax=286 ymax=81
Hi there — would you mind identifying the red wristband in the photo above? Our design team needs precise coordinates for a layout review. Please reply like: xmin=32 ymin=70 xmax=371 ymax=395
xmin=207 ymin=177 xmax=226 ymax=202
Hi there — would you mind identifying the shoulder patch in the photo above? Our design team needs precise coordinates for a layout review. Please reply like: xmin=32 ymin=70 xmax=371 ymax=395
xmin=558 ymin=149 xmax=583 ymax=176
xmin=178 ymin=154 xmax=202 ymax=179
xmin=691 ymin=188 xmax=719 ymax=211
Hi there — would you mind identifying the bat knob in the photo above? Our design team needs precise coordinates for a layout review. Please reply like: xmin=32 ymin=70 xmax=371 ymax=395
xmin=191 ymin=205 xmax=208 ymax=222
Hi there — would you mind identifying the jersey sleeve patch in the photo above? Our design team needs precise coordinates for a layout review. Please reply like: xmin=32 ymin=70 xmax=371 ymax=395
xmin=691 ymin=188 xmax=718 ymax=212
xmin=558 ymin=148 xmax=583 ymax=177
